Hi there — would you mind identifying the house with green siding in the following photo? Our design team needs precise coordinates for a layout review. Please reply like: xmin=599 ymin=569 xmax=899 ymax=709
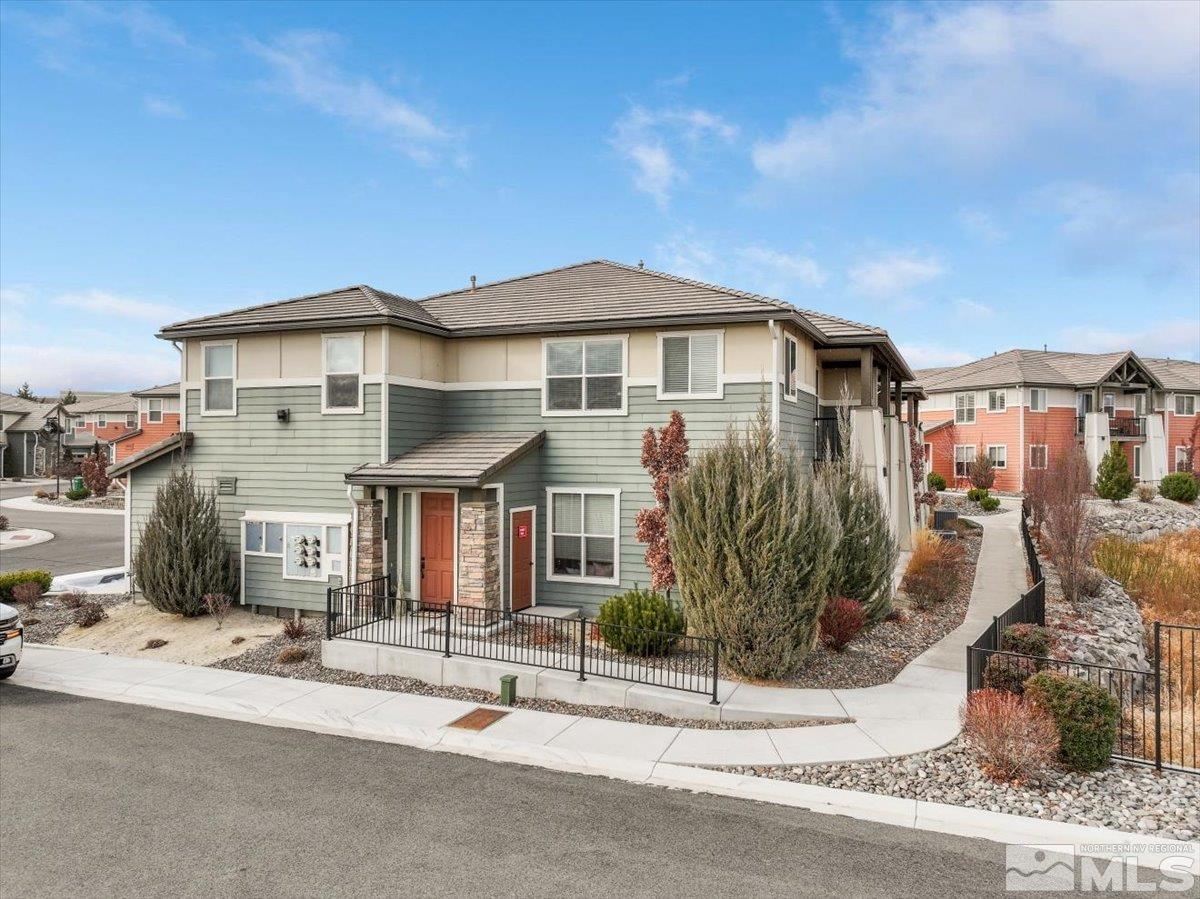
xmin=110 ymin=260 xmax=919 ymax=619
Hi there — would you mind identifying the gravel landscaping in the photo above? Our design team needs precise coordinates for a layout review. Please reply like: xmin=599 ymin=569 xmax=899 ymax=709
xmin=780 ymin=523 xmax=982 ymax=689
xmin=211 ymin=631 xmax=837 ymax=730
xmin=18 ymin=593 xmax=128 ymax=644
xmin=32 ymin=493 xmax=124 ymax=510
xmin=718 ymin=738 xmax=1200 ymax=840
xmin=936 ymin=492 xmax=1011 ymax=516
xmin=1089 ymin=496 xmax=1200 ymax=541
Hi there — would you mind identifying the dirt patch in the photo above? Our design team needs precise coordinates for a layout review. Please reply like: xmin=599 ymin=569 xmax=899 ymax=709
xmin=52 ymin=600 xmax=281 ymax=665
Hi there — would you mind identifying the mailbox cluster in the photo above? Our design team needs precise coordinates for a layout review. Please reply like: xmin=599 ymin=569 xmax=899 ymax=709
xmin=292 ymin=534 xmax=321 ymax=570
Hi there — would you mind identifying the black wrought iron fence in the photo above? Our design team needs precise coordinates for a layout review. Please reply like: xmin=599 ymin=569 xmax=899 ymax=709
xmin=967 ymin=508 xmax=1197 ymax=774
xmin=327 ymin=586 xmax=720 ymax=702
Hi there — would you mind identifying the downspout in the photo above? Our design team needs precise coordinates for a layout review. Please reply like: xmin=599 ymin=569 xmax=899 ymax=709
xmin=768 ymin=319 xmax=780 ymax=439
xmin=1018 ymin=385 xmax=1025 ymax=492
xmin=173 ymin=340 xmax=186 ymax=431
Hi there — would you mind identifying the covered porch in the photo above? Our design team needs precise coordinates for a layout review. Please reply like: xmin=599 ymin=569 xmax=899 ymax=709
xmin=344 ymin=431 xmax=564 ymax=616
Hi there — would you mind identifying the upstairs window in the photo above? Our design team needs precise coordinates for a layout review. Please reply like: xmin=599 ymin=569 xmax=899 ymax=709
xmin=784 ymin=334 xmax=799 ymax=399
xmin=147 ymin=398 xmax=163 ymax=424
xmin=202 ymin=342 xmax=236 ymax=414
xmin=1176 ymin=395 xmax=1197 ymax=416
xmin=1133 ymin=394 xmax=1147 ymax=416
xmin=96 ymin=413 xmax=107 ymax=428
xmin=987 ymin=390 xmax=1006 ymax=413
xmin=954 ymin=393 xmax=976 ymax=425
xmin=659 ymin=331 xmax=722 ymax=399
xmin=1103 ymin=393 xmax=1116 ymax=417
xmin=125 ymin=413 xmax=136 ymax=428
xmin=323 ymin=333 xmax=364 ymax=413
xmin=543 ymin=337 xmax=625 ymax=415
xmin=1029 ymin=388 xmax=1047 ymax=412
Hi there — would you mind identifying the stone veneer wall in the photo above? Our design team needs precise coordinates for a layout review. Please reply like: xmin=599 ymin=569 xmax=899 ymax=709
xmin=355 ymin=498 xmax=384 ymax=581
xmin=458 ymin=500 xmax=500 ymax=609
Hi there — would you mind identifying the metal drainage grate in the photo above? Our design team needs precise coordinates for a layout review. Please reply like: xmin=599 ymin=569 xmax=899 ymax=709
xmin=447 ymin=707 xmax=510 ymax=731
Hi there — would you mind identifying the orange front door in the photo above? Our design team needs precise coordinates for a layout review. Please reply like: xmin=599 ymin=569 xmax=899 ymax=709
xmin=511 ymin=510 xmax=534 ymax=611
xmin=420 ymin=493 xmax=455 ymax=607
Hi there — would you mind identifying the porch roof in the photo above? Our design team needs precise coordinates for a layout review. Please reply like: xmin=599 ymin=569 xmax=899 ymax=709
xmin=345 ymin=431 xmax=545 ymax=487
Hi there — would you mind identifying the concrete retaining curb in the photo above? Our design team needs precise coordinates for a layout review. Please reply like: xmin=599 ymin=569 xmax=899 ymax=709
xmin=0 ymin=527 xmax=54 ymax=549
xmin=0 ymin=494 xmax=124 ymax=516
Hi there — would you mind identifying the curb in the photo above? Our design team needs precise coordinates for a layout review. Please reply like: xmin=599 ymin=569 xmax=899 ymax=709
xmin=9 ymin=652 xmax=1195 ymax=868
xmin=0 ymin=495 xmax=125 ymax=516
xmin=0 ymin=527 xmax=55 ymax=549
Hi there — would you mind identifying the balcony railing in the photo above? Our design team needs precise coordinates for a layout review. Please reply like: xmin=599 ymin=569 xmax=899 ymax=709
xmin=1076 ymin=414 xmax=1148 ymax=438
xmin=814 ymin=415 xmax=842 ymax=463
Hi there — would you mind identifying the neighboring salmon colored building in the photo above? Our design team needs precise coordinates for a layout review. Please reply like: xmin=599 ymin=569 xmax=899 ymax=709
xmin=910 ymin=350 xmax=1200 ymax=492
xmin=111 ymin=382 xmax=182 ymax=463
xmin=67 ymin=392 xmax=139 ymax=455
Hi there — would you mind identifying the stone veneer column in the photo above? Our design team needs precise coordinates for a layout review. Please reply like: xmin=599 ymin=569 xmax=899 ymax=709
xmin=355 ymin=498 xmax=384 ymax=582
xmin=457 ymin=501 xmax=500 ymax=610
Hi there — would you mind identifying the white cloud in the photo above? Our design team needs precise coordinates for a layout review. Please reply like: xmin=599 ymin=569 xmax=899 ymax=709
xmin=611 ymin=105 xmax=737 ymax=207
xmin=0 ymin=284 xmax=34 ymax=337
xmin=953 ymin=298 xmax=994 ymax=318
xmin=898 ymin=344 xmax=977 ymax=369
xmin=655 ymin=233 xmax=826 ymax=297
xmin=958 ymin=208 xmax=1007 ymax=243
xmin=246 ymin=30 xmax=454 ymax=164
xmin=1038 ymin=174 xmax=1200 ymax=277
xmin=143 ymin=95 xmax=184 ymax=118
xmin=1060 ymin=320 xmax=1200 ymax=361
xmin=0 ymin=343 xmax=179 ymax=395
xmin=3 ymin=1 xmax=190 ymax=73
xmin=753 ymin=1 xmax=1199 ymax=184
xmin=54 ymin=289 xmax=182 ymax=322
xmin=848 ymin=253 xmax=943 ymax=299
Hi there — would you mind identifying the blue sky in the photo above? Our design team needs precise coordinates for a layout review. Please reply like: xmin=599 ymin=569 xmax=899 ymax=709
xmin=1 ymin=0 xmax=1198 ymax=393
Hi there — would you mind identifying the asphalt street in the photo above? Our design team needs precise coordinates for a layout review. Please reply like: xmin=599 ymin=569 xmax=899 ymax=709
xmin=0 ymin=685 xmax=1084 ymax=899
xmin=0 ymin=481 xmax=123 ymax=576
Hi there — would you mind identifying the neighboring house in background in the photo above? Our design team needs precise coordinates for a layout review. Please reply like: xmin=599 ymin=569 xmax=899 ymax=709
xmin=110 ymin=383 xmax=181 ymax=463
xmin=0 ymin=393 xmax=73 ymax=477
xmin=911 ymin=349 xmax=1200 ymax=491
xmin=67 ymin=392 xmax=138 ymax=457
xmin=109 ymin=260 xmax=918 ymax=619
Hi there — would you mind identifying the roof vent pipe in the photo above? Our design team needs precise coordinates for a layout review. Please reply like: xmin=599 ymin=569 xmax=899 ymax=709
xmin=470 ymin=275 xmax=476 ymax=291
xmin=638 ymin=259 xmax=644 ymax=269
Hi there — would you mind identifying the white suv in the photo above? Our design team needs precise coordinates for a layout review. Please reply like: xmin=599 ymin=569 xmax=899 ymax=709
xmin=0 ymin=602 xmax=23 ymax=679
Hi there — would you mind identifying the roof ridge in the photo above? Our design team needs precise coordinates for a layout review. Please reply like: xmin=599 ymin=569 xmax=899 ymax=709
xmin=417 ymin=259 xmax=615 ymax=302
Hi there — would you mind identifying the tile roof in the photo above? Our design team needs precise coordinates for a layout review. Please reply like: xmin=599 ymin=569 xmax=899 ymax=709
xmin=131 ymin=382 xmax=180 ymax=398
xmin=346 ymin=431 xmax=545 ymax=487
xmin=911 ymin=349 xmax=1198 ymax=392
xmin=159 ymin=285 xmax=441 ymax=338
xmin=156 ymin=260 xmax=894 ymax=347
xmin=68 ymin=392 xmax=137 ymax=414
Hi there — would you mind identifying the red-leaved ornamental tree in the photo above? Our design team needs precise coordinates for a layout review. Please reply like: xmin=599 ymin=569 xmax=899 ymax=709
xmin=635 ymin=410 xmax=689 ymax=592
xmin=81 ymin=448 xmax=112 ymax=497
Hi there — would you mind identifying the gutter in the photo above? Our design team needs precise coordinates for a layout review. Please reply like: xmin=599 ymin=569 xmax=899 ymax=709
xmin=768 ymin=319 xmax=780 ymax=438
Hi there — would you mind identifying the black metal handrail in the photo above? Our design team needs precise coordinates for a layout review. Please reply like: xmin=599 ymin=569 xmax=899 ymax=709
xmin=326 ymin=585 xmax=720 ymax=702
xmin=1109 ymin=416 xmax=1146 ymax=438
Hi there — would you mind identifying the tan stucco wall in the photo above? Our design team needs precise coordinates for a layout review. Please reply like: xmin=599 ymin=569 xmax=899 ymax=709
xmin=185 ymin=327 xmax=384 ymax=381
xmin=820 ymin=367 xmax=860 ymax=404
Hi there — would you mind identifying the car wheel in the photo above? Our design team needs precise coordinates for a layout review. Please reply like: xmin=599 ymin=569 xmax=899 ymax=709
xmin=0 ymin=668 xmax=15 ymax=680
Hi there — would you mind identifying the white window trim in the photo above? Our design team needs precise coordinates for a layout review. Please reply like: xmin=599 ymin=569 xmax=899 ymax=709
xmin=986 ymin=390 xmax=1006 ymax=414
xmin=540 ymin=336 xmax=628 ymax=417
xmin=1177 ymin=446 xmax=1190 ymax=471
xmin=545 ymin=486 xmax=620 ymax=586
xmin=147 ymin=398 xmax=164 ymax=424
xmin=953 ymin=444 xmax=974 ymax=478
xmin=782 ymin=333 xmax=800 ymax=403
xmin=954 ymin=393 xmax=976 ymax=425
xmin=239 ymin=511 xmax=350 ymax=583
xmin=1175 ymin=394 xmax=1197 ymax=416
xmin=200 ymin=339 xmax=238 ymax=417
xmin=96 ymin=413 xmax=108 ymax=427
xmin=1028 ymin=388 xmax=1047 ymax=413
xmin=986 ymin=444 xmax=1008 ymax=469
xmin=322 ymin=331 xmax=365 ymax=415
xmin=125 ymin=412 xmax=137 ymax=428
xmin=655 ymin=330 xmax=725 ymax=401
xmin=1029 ymin=444 xmax=1049 ymax=470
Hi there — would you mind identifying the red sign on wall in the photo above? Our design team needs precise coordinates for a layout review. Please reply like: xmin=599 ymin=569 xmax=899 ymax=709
xmin=517 ymin=525 xmax=529 ymax=539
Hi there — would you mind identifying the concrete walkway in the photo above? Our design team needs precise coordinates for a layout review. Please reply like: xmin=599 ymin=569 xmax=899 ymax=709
xmin=12 ymin=499 xmax=1028 ymax=767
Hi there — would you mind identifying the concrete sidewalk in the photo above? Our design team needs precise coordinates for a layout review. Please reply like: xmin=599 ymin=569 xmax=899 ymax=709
xmin=12 ymin=499 xmax=1024 ymax=767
